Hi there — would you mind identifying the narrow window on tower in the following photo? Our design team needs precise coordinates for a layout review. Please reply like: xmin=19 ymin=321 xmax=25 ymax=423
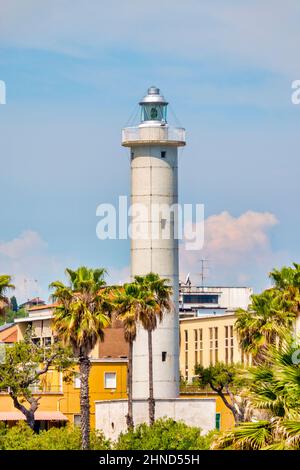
xmin=131 ymin=151 xmax=134 ymax=161
xmin=162 ymin=351 xmax=167 ymax=362
xmin=161 ymin=151 xmax=166 ymax=159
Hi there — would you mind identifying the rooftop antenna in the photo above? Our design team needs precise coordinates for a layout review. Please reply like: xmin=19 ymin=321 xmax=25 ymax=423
xmin=197 ymin=258 xmax=209 ymax=288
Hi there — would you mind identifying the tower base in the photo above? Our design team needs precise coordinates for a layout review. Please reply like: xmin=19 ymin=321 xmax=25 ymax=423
xmin=95 ymin=398 xmax=216 ymax=440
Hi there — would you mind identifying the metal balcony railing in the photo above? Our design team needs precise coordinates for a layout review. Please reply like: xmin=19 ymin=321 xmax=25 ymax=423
xmin=122 ymin=126 xmax=186 ymax=146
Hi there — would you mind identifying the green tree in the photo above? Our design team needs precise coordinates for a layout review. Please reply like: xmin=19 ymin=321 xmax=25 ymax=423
xmin=10 ymin=295 xmax=18 ymax=312
xmin=0 ymin=332 xmax=72 ymax=430
xmin=112 ymin=283 xmax=140 ymax=430
xmin=213 ymin=339 xmax=300 ymax=449
xmin=50 ymin=266 xmax=112 ymax=450
xmin=134 ymin=273 xmax=172 ymax=425
xmin=269 ymin=263 xmax=300 ymax=318
xmin=235 ymin=288 xmax=295 ymax=362
xmin=4 ymin=307 xmax=27 ymax=324
xmin=0 ymin=275 xmax=15 ymax=322
xmin=195 ymin=362 xmax=249 ymax=424
xmin=115 ymin=418 xmax=214 ymax=450
xmin=0 ymin=422 xmax=111 ymax=450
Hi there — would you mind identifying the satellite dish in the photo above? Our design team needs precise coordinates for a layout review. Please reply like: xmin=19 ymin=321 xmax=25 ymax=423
xmin=185 ymin=273 xmax=191 ymax=286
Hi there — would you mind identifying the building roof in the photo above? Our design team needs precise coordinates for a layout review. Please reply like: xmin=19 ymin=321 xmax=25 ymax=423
xmin=0 ymin=411 xmax=68 ymax=421
xmin=180 ymin=311 xmax=236 ymax=322
xmin=0 ymin=323 xmax=14 ymax=332
xmin=0 ymin=324 xmax=17 ymax=343
xmin=14 ymin=315 xmax=53 ymax=323
xmin=19 ymin=297 xmax=46 ymax=307
xmin=28 ymin=303 xmax=57 ymax=312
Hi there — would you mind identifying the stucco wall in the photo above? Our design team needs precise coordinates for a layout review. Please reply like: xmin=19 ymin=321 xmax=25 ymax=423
xmin=95 ymin=398 xmax=216 ymax=439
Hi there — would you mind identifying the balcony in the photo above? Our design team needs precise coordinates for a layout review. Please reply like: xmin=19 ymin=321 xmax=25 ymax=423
xmin=122 ymin=126 xmax=186 ymax=147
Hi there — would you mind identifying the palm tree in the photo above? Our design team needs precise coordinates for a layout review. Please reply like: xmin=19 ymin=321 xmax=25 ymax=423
xmin=235 ymin=288 xmax=295 ymax=363
xmin=112 ymin=282 xmax=145 ymax=430
xmin=50 ymin=266 xmax=111 ymax=450
xmin=270 ymin=263 xmax=300 ymax=327
xmin=0 ymin=275 xmax=15 ymax=323
xmin=213 ymin=339 xmax=300 ymax=450
xmin=134 ymin=273 xmax=172 ymax=425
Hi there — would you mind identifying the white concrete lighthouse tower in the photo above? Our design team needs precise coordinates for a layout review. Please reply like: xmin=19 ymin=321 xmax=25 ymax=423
xmin=95 ymin=89 xmax=216 ymax=437
xmin=122 ymin=86 xmax=185 ymax=399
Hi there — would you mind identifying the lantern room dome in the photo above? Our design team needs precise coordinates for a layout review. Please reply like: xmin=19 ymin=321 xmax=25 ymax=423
xmin=139 ymin=86 xmax=168 ymax=105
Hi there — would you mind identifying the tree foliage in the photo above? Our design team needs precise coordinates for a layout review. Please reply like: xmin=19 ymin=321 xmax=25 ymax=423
xmin=0 ymin=331 xmax=73 ymax=429
xmin=236 ymin=263 xmax=300 ymax=362
xmin=50 ymin=266 xmax=113 ymax=450
xmin=195 ymin=362 xmax=249 ymax=423
xmin=133 ymin=273 xmax=172 ymax=425
xmin=213 ymin=340 xmax=300 ymax=449
xmin=115 ymin=418 xmax=215 ymax=450
xmin=0 ymin=422 xmax=110 ymax=450
xmin=0 ymin=275 xmax=15 ymax=321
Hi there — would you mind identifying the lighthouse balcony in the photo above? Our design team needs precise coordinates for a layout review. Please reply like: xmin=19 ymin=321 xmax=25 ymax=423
xmin=122 ymin=126 xmax=186 ymax=147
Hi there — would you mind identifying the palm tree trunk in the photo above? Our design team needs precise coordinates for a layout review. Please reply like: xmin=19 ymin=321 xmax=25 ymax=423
xmin=79 ymin=356 xmax=91 ymax=450
xmin=148 ymin=329 xmax=155 ymax=425
xmin=126 ymin=340 xmax=134 ymax=430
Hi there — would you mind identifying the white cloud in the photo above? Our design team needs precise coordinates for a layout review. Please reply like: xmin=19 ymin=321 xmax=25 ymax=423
xmin=0 ymin=230 xmax=47 ymax=259
xmin=0 ymin=231 xmax=67 ymax=303
xmin=180 ymin=210 xmax=287 ymax=290
xmin=0 ymin=230 xmax=131 ymax=302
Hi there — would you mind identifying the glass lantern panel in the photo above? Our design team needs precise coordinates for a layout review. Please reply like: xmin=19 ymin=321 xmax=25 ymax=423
xmin=141 ymin=104 xmax=167 ymax=122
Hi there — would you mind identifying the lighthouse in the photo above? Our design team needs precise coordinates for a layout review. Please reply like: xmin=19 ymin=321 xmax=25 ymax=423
xmin=122 ymin=87 xmax=186 ymax=399
xmin=95 ymin=88 xmax=216 ymax=437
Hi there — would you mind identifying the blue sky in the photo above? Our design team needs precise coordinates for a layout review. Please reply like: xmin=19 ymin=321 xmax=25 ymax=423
xmin=0 ymin=0 xmax=299 ymax=302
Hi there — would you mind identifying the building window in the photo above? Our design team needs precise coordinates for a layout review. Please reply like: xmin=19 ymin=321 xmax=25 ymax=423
xmin=161 ymin=151 xmax=166 ymax=158
xmin=209 ymin=327 xmax=218 ymax=365
xmin=199 ymin=328 xmax=203 ymax=365
xmin=73 ymin=414 xmax=81 ymax=427
xmin=225 ymin=325 xmax=234 ymax=364
xmin=74 ymin=373 xmax=81 ymax=389
xmin=194 ymin=329 xmax=198 ymax=365
xmin=194 ymin=329 xmax=203 ymax=366
xmin=104 ymin=372 xmax=117 ymax=389
xmin=162 ymin=351 xmax=167 ymax=362
xmin=43 ymin=337 xmax=52 ymax=348
xmin=32 ymin=337 xmax=41 ymax=346
xmin=182 ymin=294 xmax=219 ymax=304
xmin=215 ymin=413 xmax=221 ymax=431
xmin=184 ymin=330 xmax=188 ymax=380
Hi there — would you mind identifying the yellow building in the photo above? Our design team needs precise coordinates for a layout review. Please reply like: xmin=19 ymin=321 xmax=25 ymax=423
xmin=179 ymin=311 xmax=252 ymax=431
xmin=0 ymin=360 xmax=127 ymax=430
xmin=0 ymin=304 xmax=128 ymax=430
xmin=180 ymin=312 xmax=251 ymax=381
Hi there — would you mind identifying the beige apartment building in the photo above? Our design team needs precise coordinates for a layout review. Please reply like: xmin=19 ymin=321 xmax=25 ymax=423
xmin=180 ymin=313 xmax=253 ymax=381
xmin=179 ymin=285 xmax=252 ymax=381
